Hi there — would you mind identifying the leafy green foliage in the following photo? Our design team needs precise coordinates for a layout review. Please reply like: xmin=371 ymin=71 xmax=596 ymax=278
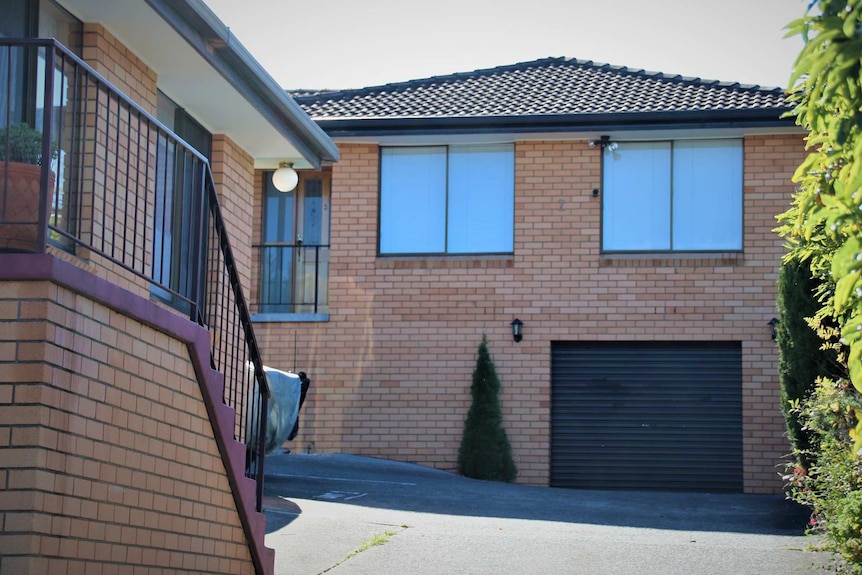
xmin=777 ymin=259 xmax=840 ymax=468
xmin=778 ymin=0 xmax=862 ymax=445
xmin=457 ymin=335 xmax=517 ymax=482
xmin=785 ymin=379 xmax=862 ymax=573
xmin=778 ymin=2 xmax=862 ymax=569
xmin=831 ymin=491 xmax=862 ymax=571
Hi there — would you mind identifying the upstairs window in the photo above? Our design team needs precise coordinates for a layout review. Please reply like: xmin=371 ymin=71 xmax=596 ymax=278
xmin=380 ymin=144 xmax=514 ymax=255
xmin=602 ymin=139 xmax=742 ymax=252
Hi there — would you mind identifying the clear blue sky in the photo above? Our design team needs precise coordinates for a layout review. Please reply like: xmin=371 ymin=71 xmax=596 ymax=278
xmin=204 ymin=0 xmax=809 ymax=91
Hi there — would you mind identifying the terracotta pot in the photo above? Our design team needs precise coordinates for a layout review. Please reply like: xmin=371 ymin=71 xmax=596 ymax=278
xmin=0 ymin=161 xmax=53 ymax=252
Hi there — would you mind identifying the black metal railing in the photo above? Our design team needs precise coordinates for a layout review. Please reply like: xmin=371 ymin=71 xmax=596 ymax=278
xmin=0 ymin=38 xmax=270 ymax=510
xmin=253 ymin=243 xmax=329 ymax=314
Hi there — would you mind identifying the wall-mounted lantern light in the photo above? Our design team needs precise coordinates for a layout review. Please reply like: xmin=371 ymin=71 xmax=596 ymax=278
xmin=272 ymin=161 xmax=298 ymax=192
xmin=768 ymin=317 xmax=780 ymax=340
xmin=511 ymin=318 xmax=523 ymax=343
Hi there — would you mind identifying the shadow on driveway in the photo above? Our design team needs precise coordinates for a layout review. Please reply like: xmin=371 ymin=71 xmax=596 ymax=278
xmin=263 ymin=452 xmax=811 ymax=536
xmin=263 ymin=494 xmax=302 ymax=534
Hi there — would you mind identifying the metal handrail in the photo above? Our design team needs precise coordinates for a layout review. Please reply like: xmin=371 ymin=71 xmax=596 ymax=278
xmin=201 ymin=165 xmax=270 ymax=510
xmin=0 ymin=38 xmax=270 ymax=510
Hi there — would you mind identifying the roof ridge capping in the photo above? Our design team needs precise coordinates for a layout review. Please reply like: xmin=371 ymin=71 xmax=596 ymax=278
xmin=562 ymin=57 xmax=786 ymax=93
xmin=294 ymin=56 xmax=787 ymax=101
xmin=292 ymin=56 xmax=571 ymax=100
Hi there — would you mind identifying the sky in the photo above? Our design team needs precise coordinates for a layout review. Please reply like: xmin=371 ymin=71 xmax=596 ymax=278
xmin=202 ymin=0 xmax=810 ymax=92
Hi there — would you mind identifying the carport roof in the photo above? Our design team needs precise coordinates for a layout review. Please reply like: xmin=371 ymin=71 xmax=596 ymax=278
xmin=293 ymin=57 xmax=795 ymax=137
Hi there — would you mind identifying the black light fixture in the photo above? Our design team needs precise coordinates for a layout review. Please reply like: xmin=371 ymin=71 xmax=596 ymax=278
xmin=588 ymin=134 xmax=618 ymax=152
xmin=768 ymin=317 xmax=780 ymax=340
xmin=511 ymin=318 xmax=523 ymax=343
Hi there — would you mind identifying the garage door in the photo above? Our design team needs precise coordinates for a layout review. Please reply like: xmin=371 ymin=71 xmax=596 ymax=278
xmin=551 ymin=341 xmax=742 ymax=492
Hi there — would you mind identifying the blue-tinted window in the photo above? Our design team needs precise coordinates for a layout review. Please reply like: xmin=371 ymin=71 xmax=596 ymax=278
xmin=380 ymin=144 xmax=514 ymax=255
xmin=602 ymin=139 xmax=742 ymax=252
xmin=380 ymin=147 xmax=446 ymax=254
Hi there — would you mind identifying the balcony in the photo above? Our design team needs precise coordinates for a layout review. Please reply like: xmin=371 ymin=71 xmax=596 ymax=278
xmin=253 ymin=242 xmax=330 ymax=319
xmin=0 ymin=38 xmax=271 ymax=510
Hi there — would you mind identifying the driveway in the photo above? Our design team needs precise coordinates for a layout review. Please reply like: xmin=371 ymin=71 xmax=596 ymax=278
xmin=263 ymin=453 xmax=828 ymax=575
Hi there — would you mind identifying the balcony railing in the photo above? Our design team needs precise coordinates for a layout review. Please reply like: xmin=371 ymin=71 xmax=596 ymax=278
xmin=0 ymin=38 xmax=271 ymax=510
xmin=253 ymin=243 xmax=330 ymax=314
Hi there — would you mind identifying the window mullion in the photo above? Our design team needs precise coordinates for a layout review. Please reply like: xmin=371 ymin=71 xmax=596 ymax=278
xmin=669 ymin=140 xmax=674 ymax=251
xmin=444 ymin=145 xmax=449 ymax=254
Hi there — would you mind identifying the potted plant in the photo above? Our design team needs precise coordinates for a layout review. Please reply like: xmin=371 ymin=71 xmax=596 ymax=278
xmin=0 ymin=123 xmax=56 ymax=251
xmin=0 ymin=122 xmax=50 ymax=164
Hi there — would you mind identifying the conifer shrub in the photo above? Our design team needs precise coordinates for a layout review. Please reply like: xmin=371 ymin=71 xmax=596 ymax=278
xmin=777 ymin=258 xmax=838 ymax=468
xmin=457 ymin=335 xmax=517 ymax=482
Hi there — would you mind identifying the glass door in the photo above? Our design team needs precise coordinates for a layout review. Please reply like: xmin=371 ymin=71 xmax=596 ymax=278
xmin=0 ymin=0 xmax=31 ymax=128
xmin=295 ymin=174 xmax=329 ymax=312
xmin=261 ymin=171 xmax=330 ymax=314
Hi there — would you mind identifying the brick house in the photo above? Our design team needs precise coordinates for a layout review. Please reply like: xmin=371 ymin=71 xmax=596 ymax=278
xmin=250 ymin=58 xmax=805 ymax=495
xmin=0 ymin=0 xmax=337 ymax=573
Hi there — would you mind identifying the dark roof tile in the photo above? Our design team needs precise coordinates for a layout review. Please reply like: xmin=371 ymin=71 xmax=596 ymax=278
xmin=293 ymin=57 xmax=789 ymax=120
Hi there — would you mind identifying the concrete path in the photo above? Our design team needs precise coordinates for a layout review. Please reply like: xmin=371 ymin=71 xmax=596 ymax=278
xmin=263 ymin=453 xmax=828 ymax=575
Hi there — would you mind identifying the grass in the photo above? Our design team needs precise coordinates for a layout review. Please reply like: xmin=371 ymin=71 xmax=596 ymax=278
xmin=352 ymin=530 xmax=398 ymax=556
xmin=319 ymin=526 xmax=407 ymax=574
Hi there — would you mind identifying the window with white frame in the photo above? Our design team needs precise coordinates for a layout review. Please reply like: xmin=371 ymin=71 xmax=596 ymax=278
xmin=602 ymin=139 xmax=743 ymax=252
xmin=379 ymin=144 xmax=514 ymax=254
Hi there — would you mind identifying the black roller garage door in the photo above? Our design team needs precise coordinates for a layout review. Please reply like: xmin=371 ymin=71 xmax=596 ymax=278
xmin=551 ymin=341 xmax=742 ymax=492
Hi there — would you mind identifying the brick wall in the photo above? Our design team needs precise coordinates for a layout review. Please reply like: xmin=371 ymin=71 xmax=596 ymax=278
xmin=82 ymin=24 xmax=158 ymax=115
xmin=0 ymin=279 xmax=255 ymax=574
xmin=741 ymin=134 xmax=807 ymax=492
xmin=251 ymin=134 xmax=806 ymax=494
xmin=71 ymin=23 xmax=161 ymax=298
xmin=211 ymin=136 xmax=256 ymax=291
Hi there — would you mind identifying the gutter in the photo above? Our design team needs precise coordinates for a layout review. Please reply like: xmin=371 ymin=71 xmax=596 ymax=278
xmin=310 ymin=108 xmax=799 ymax=139
xmin=145 ymin=0 xmax=339 ymax=168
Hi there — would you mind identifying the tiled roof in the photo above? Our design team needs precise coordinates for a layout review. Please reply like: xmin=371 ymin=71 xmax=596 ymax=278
xmin=293 ymin=57 xmax=790 ymax=121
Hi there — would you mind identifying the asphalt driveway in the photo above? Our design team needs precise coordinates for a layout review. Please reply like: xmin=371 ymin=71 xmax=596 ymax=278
xmin=262 ymin=453 xmax=828 ymax=575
